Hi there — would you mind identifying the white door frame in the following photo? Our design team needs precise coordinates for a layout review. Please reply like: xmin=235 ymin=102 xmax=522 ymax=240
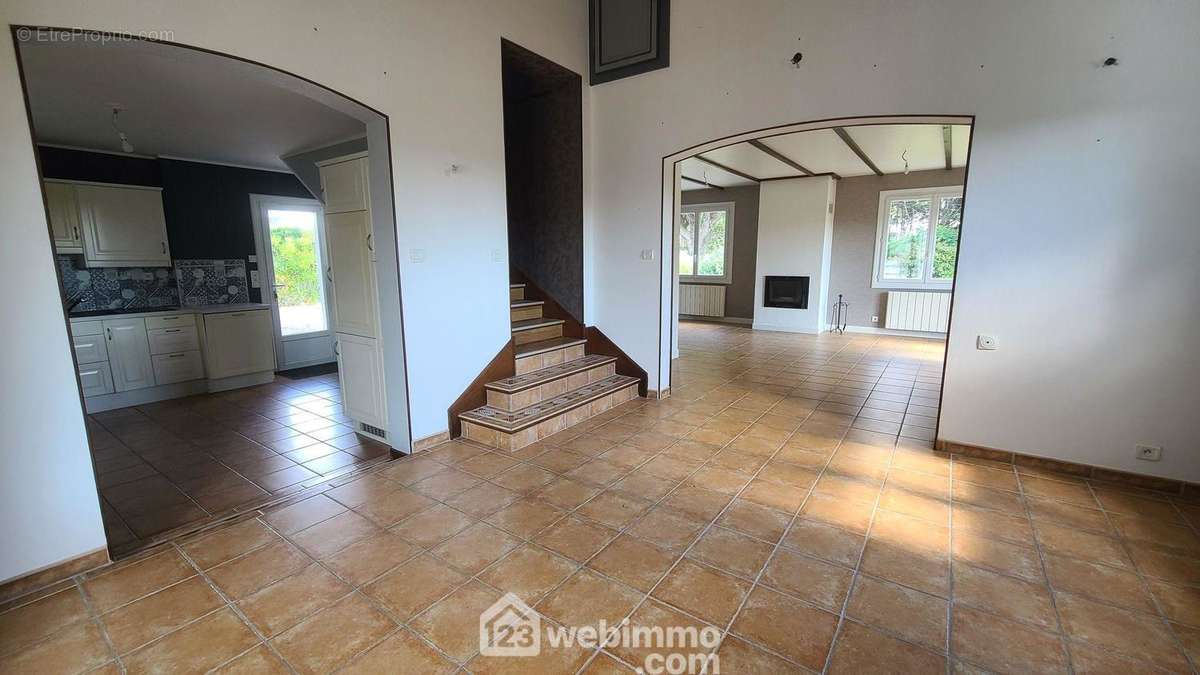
xmin=249 ymin=194 xmax=336 ymax=370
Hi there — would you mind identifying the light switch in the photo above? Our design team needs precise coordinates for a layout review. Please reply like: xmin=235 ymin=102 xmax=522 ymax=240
xmin=410 ymin=248 xmax=426 ymax=263
xmin=640 ymin=249 xmax=655 ymax=261
xmin=247 ymin=255 xmax=257 ymax=263
xmin=491 ymin=248 xmax=504 ymax=263
xmin=249 ymin=270 xmax=261 ymax=288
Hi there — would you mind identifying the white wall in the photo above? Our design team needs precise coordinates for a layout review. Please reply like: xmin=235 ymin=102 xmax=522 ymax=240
xmin=752 ymin=177 xmax=835 ymax=333
xmin=0 ymin=35 xmax=107 ymax=584
xmin=0 ymin=0 xmax=588 ymax=581
xmin=592 ymin=0 xmax=1200 ymax=481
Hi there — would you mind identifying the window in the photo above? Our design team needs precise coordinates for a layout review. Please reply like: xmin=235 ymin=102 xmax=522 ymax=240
xmin=679 ymin=202 xmax=734 ymax=284
xmin=872 ymin=186 xmax=963 ymax=289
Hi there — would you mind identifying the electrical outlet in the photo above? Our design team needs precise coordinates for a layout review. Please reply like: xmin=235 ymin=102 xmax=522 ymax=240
xmin=871 ymin=315 xmax=879 ymax=323
xmin=1135 ymin=444 xmax=1162 ymax=462
xmin=976 ymin=335 xmax=998 ymax=350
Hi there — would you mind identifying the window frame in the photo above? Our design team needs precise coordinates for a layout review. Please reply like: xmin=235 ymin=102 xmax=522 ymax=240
xmin=678 ymin=201 xmax=736 ymax=284
xmin=871 ymin=185 xmax=963 ymax=290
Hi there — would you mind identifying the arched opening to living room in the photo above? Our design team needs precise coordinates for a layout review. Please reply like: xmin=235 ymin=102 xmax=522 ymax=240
xmin=658 ymin=115 xmax=974 ymax=451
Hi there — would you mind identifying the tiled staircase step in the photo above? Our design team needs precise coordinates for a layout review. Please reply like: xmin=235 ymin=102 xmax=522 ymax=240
xmin=512 ymin=317 xmax=564 ymax=345
xmin=510 ymin=299 xmax=544 ymax=322
xmin=514 ymin=337 xmax=587 ymax=374
xmin=461 ymin=374 xmax=640 ymax=451
xmin=512 ymin=317 xmax=562 ymax=332
xmin=486 ymin=355 xmax=617 ymax=411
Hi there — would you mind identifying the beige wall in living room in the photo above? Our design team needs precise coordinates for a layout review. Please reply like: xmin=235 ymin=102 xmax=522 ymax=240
xmin=828 ymin=168 xmax=965 ymax=329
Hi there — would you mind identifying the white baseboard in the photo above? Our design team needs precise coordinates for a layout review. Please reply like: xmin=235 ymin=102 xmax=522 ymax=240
xmin=830 ymin=324 xmax=947 ymax=339
xmin=751 ymin=322 xmax=820 ymax=334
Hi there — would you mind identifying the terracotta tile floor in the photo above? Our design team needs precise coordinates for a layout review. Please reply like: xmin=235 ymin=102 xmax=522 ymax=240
xmin=86 ymin=369 xmax=391 ymax=554
xmin=4 ymin=322 xmax=1200 ymax=673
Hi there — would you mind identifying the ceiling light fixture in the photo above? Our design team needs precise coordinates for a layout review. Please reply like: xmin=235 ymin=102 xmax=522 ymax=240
xmin=901 ymin=149 xmax=910 ymax=175
xmin=110 ymin=106 xmax=134 ymax=153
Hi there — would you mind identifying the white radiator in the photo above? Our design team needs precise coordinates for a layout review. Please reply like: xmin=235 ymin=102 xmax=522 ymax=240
xmin=680 ymin=284 xmax=726 ymax=317
xmin=885 ymin=291 xmax=951 ymax=332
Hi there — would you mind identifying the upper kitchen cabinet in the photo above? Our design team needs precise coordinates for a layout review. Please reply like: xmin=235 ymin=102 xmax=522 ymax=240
xmin=75 ymin=182 xmax=171 ymax=267
xmin=44 ymin=181 xmax=83 ymax=253
xmin=319 ymin=155 xmax=369 ymax=213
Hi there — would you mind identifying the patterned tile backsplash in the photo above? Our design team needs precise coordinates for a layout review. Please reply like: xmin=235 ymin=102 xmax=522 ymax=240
xmin=175 ymin=259 xmax=250 ymax=307
xmin=58 ymin=256 xmax=250 ymax=311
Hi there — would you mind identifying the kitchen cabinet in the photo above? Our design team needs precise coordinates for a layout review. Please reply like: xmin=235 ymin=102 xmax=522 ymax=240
xmin=44 ymin=181 xmax=83 ymax=252
xmin=151 ymin=351 xmax=205 ymax=385
xmin=202 ymin=309 xmax=275 ymax=379
xmin=336 ymin=332 xmax=386 ymax=428
xmin=319 ymin=156 xmax=369 ymax=213
xmin=326 ymin=210 xmax=378 ymax=338
xmin=102 ymin=317 xmax=155 ymax=392
xmin=78 ymin=362 xmax=115 ymax=397
xmin=75 ymin=183 xmax=171 ymax=267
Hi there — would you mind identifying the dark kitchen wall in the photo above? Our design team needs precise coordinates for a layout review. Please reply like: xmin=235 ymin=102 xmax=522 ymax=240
xmin=502 ymin=40 xmax=584 ymax=321
xmin=38 ymin=146 xmax=314 ymax=303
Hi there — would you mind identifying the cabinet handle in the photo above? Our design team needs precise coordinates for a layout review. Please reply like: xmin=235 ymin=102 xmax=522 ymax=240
xmin=161 ymin=242 xmax=166 ymax=254
xmin=164 ymin=328 xmax=181 ymax=333
xmin=326 ymin=266 xmax=333 ymax=283
xmin=334 ymin=341 xmax=340 ymax=356
xmin=168 ymin=353 xmax=185 ymax=359
xmin=229 ymin=313 xmax=244 ymax=317
xmin=73 ymin=226 xmax=79 ymax=240
xmin=106 ymin=328 xmax=112 ymax=341
xmin=366 ymin=233 xmax=374 ymax=252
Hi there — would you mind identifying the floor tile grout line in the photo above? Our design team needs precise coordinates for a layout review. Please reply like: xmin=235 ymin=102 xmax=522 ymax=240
xmin=1009 ymin=466 xmax=1077 ymax=674
xmin=171 ymin=541 xmax=302 ymax=675
xmin=72 ymin=576 xmax=127 ymax=674
xmin=1082 ymin=481 xmax=1200 ymax=674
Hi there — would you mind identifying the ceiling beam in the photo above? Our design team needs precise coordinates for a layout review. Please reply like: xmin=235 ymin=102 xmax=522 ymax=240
xmin=833 ymin=127 xmax=883 ymax=176
xmin=694 ymin=154 xmax=761 ymax=183
xmin=681 ymin=175 xmax=723 ymax=189
xmin=747 ymin=139 xmax=813 ymax=176
xmin=942 ymin=125 xmax=953 ymax=170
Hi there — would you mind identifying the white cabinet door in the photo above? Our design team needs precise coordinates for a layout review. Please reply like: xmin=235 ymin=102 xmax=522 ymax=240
xmin=102 ymin=318 xmax=154 ymax=392
xmin=203 ymin=310 xmax=276 ymax=379
xmin=45 ymin=182 xmax=82 ymax=251
xmin=326 ymin=210 xmax=378 ymax=338
xmin=78 ymin=362 xmax=115 ymax=397
xmin=320 ymin=157 xmax=368 ymax=213
xmin=76 ymin=184 xmax=171 ymax=267
xmin=336 ymin=332 xmax=386 ymax=428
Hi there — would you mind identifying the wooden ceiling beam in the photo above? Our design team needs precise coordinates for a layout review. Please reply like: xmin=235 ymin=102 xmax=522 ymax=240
xmin=747 ymin=139 xmax=813 ymax=176
xmin=681 ymin=175 xmax=723 ymax=189
xmin=833 ymin=127 xmax=883 ymax=176
xmin=694 ymin=154 xmax=761 ymax=183
xmin=942 ymin=125 xmax=953 ymax=170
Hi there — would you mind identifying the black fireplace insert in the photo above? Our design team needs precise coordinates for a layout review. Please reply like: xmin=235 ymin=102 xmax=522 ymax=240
xmin=764 ymin=276 xmax=809 ymax=309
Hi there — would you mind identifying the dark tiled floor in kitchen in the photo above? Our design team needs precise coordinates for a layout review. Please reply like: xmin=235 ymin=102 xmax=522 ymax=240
xmin=4 ymin=321 xmax=1198 ymax=673
xmin=88 ymin=370 xmax=391 ymax=555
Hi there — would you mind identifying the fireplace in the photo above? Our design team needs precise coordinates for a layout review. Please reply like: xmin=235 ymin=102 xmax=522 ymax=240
xmin=764 ymin=276 xmax=809 ymax=309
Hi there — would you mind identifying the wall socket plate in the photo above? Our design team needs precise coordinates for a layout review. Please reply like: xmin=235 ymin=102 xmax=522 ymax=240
xmin=1135 ymin=444 xmax=1163 ymax=462
xmin=976 ymin=335 xmax=998 ymax=350
xmin=871 ymin=315 xmax=879 ymax=323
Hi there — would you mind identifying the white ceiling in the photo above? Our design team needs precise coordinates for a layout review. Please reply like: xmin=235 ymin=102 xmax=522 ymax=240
xmin=18 ymin=38 xmax=366 ymax=171
xmin=680 ymin=123 xmax=972 ymax=190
